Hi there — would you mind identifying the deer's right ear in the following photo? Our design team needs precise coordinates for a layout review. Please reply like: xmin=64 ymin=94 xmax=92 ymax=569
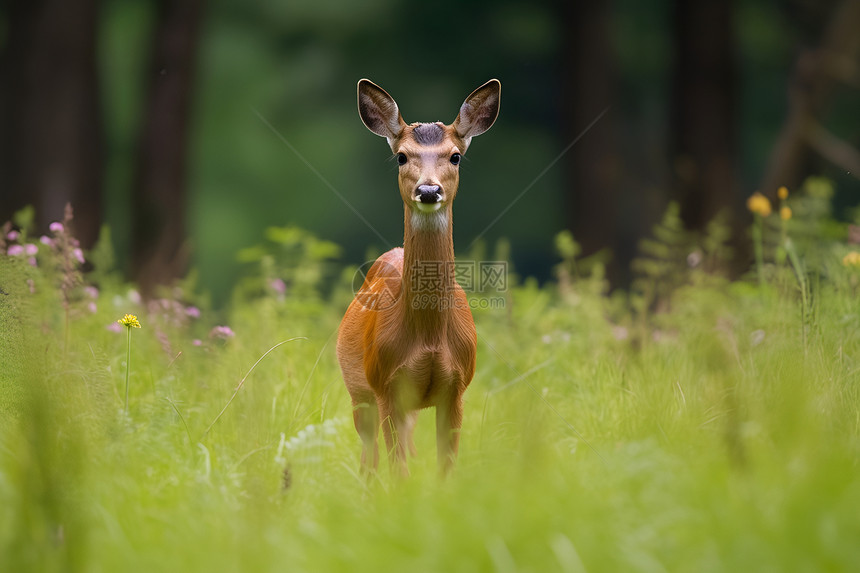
xmin=453 ymin=79 xmax=501 ymax=150
xmin=358 ymin=79 xmax=405 ymax=146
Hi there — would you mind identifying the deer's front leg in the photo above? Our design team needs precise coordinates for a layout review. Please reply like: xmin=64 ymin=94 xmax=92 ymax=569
xmin=378 ymin=395 xmax=410 ymax=477
xmin=436 ymin=390 xmax=464 ymax=475
xmin=352 ymin=400 xmax=379 ymax=474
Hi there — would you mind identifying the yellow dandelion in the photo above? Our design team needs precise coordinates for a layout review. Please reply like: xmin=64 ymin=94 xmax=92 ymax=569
xmin=778 ymin=186 xmax=789 ymax=200
xmin=780 ymin=206 xmax=792 ymax=221
xmin=118 ymin=314 xmax=142 ymax=328
xmin=747 ymin=192 xmax=772 ymax=217
xmin=843 ymin=252 xmax=860 ymax=268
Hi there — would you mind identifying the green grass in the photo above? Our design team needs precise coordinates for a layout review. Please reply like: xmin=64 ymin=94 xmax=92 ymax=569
xmin=2 ymin=232 xmax=860 ymax=572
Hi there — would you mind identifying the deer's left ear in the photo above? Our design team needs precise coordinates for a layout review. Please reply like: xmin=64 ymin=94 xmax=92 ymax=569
xmin=453 ymin=79 xmax=500 ymax=150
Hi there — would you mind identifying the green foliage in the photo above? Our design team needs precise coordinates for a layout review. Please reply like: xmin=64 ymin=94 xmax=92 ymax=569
xmin=3 ymin=192 xmax=860 ymax=571
xmin=0 ymin=258 xmax=30 ymax=421
xmin=631 ymin=201 xmax=693 ymax=313
xmin=234 ymin=225 xmax=342 ymax=303
xmin=87 ymin=224 xmax=121 ymax=289
xmin=12 ymin=205 xmax=36 ymax=235
xmin=553 ymin=230 xmax=610 ymax=312
xmin=555 ymin=229 xmax=581 ymax=261
xmin=698 ymin=210 xmax=734 ymax=277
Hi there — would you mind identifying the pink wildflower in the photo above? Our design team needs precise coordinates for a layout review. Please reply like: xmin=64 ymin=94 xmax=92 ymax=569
xmin=210 ymin=325 xmax=235 ymax=339
xmin=7 ymin=245 xmax=24 ymax=256
xmin=28 ymin=257 xmax=37 ymax=267
xmin=24 ymin=243 xmax=38 ymax=256
xmin=270 ymin=278 xmax=287 ymax=295
xmin=73 ymin=248 xmax=84 ymax=264
xmin=49 ymin=222 xmax=64 ymax=233
xmin=185 ymin=306 xmax=200 ymax=318
xmin=192 ymin=339 xmax=203 ymax=346
xmin=107 ymin=322 xmax=123 ymax=333
xmin=6 ymin=230 xmax=19 ymax=241
xmin=39 ymin=235 xmax=54 ymax=246
xmin=85 ymin=286 xmax=99 ymax=299
xmin=88 ymin=302 xmax=97 ymax=313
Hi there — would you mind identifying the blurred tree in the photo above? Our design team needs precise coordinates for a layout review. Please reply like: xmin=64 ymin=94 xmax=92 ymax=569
xmin=558 ymin=0 xmax=621 ymax=281
xmin=670 ymin=0 xmax=738 ymax=232
xmin=2 ymin=0 xmax=856 ymax=299
xmin=761 ymin=0 xmax=860 ymax=195
xmin=0 ymin=0 xmax=102 ymax=246
xmin=131 ymin=0 xmax=203 ymax=295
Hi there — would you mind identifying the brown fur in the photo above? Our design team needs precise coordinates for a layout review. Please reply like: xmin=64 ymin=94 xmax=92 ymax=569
xmin=338 ymin=79 xmax=500 ymax=476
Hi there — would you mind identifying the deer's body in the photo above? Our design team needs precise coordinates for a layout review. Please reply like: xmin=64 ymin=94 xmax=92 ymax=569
xmin=337 ymin=79 xmax=500 ymax=475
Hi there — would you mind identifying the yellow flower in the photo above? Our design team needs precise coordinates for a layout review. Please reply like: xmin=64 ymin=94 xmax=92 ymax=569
xmin=118 ymin=314 xmax=142 ymax=328
xmin=843 ymin=252 xmax=860 ymax=268
xmin=747 ymin=192 xmax=772 ymax=217
xmin=780 ymin=206 xmax=792 ymax=221
xmin=778 ymin=186 xmax=789 ymax=200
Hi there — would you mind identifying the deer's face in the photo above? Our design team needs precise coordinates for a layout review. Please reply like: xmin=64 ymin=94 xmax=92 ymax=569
xmin=393 ymin=123 xmax=465 ymax=214
xmin=357 ymin=79 xmax=500 ymax=219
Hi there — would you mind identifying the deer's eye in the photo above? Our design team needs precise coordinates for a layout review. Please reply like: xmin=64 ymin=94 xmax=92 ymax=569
xmin=450 ymin=153 xmax=461 ymax=166
xmin=397 ymin=153 xmax=407 ymax=166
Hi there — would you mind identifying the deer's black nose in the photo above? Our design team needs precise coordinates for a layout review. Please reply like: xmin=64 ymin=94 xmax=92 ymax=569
xmin=417 ymin=185 xmax=441 ymax=204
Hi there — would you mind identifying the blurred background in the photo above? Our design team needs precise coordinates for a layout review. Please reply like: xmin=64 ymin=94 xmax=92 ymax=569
xmin=1 ymin=0 xmax=859 ymax=303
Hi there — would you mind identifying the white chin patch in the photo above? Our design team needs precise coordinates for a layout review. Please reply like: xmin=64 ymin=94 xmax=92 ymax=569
xmin=411 ymin=207 xmax=448 ymax=232
xmin=415 ymin=201 xmax=442 ymax=213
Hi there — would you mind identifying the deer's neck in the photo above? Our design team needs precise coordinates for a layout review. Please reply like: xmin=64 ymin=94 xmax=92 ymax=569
xmin=400 ymin=204 xmax=457 ymax=337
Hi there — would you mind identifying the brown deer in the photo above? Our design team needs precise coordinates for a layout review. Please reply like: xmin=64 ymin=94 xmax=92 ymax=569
xmin=337 ymin=79 xmax=500 ymax=476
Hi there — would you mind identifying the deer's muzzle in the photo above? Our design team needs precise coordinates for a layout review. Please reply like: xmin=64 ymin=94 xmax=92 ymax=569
xmin=416 ymin=185 xmax=442 ymax=204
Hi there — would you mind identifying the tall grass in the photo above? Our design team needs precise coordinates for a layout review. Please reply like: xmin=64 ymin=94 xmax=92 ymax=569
xmin=1 ymin=190 xmax=860 ymax=571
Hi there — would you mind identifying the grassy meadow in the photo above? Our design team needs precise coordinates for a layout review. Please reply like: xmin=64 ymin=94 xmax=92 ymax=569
xmin=2 ymin=184 xmax=860 ymax=572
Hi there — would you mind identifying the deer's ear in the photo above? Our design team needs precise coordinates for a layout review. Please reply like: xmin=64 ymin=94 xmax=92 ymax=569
xmin=358 ymin=79 xmax=405 ymax=146
xmin=453 ymin=79 xmax=500 ymax=149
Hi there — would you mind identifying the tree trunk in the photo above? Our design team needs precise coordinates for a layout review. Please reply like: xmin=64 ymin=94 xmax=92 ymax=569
xmin=131 ymin=0 xmax=203 ymax=295
xmin=670 ymin=0 xmax=737 ymax=232
xmin=559 ymin=0 xmax=620 ymax=277
xmin=0 ymin=0 xmax=102 ymax=246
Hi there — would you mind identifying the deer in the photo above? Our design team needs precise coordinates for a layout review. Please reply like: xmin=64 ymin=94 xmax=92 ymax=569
xmin=337 ymin=78 xmax=501 ymax=476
